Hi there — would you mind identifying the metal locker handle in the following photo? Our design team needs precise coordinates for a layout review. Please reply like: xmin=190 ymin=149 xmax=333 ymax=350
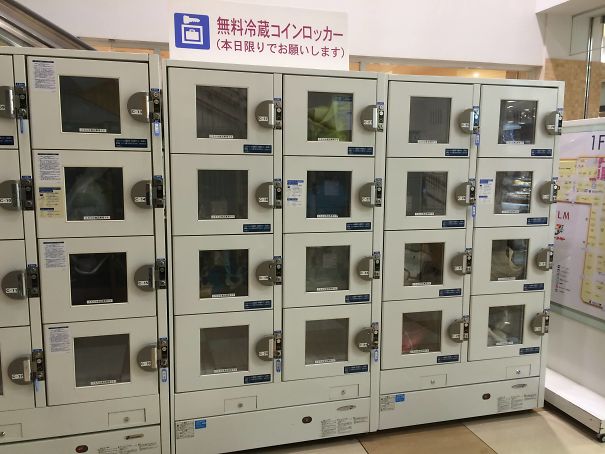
xmin=2 ymin=270 xmax=27 ymax=300
xmin=359 ymin=182 xmax=375 ymax=207
xmin=134 ymin=264 xmax=155 ymax=291
xmin=8 ymin=356 xmax=31 ymax=385
xmin=544 ymin=111 xmax=562 ymax=136
xmin=127 ymin=91 xmax=150 ymax=123
xmin=0 ymin=86 xmax=15 ymax=119
xmin=256 ymin=182 xmax=275 ymax=209
xmin=360 ymin=105 xmax=384 ymax=132
xmin=255 ymin=335 xmax=275 ymax=361
xmin=454 ymin=181 xmax=476 ymax=206
xmin=255 ymin=100 xmax=278 ymax=129
xmin=137 ymin=345 xmax=158 ymax=371
xmin=0 ymin=180 xmax=21 ymax=210
xmin=530 ymin=310 xmax=550 ymax=336
xmin=457 ymin=108 xmax=475 ymax=134
xmin=354 ymin=327 xmax=374 ymax=353
xmin=535 ymin=247 xmax=554 ymax=271
xmin=131 ymin=180 xmax=153 ymax=209
xmin=357 ymin=256 xmax=374 ymax=281
xmin=538 ymin=180 xmax=559 ymax=205
xmin=447 ymin=317 xmax=469 ymax=343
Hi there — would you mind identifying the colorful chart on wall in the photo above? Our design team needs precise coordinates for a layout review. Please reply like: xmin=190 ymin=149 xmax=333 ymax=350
xmin=551 ymin=129 xmax=605 ymax=321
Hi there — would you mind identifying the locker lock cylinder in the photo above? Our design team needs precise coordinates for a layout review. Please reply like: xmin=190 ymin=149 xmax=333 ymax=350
xmin=359 ymin=179 xmax=383 ymax=208
xmin=255 ymin=99 xmax=283 ymax=130
xmin=255 ymin=257 xmax=282 ymax=286
xmin=535 ymin=246 xmax=554 ymax=272
xmin=256 ymin=180 xmax=283 ymax=209
xmin=544 ymin=110 xmax=563 ymax=136
xmin=454 ymin=179 xmax=476 ymax=206
xmin=451 ymin=249 xmax=472 ymax=276
xmin=538 ymin=179 xmax=559 ymax=204
xmin=361 ymin=104 xmax=385 ymax=132
xmin=530 ymin=310 xmax=550 ymax=336
xmin=357 ymin=252 xmax=381 ymax=281
xmin=137 ymin=338 xmax=169 ymax=371
xmin=447 ymin=316 xmax=470 ymax=343
xmin=2 ymin=264 xmax=39 ymax=299
xmin=256 ymin=331 xmax=282 ymax=361
xmin=457 ymin=108 xmax=479 ymax=134
xmin=127 ymin=91 xmax=162 ymax=123
xmin=131 ymin=178 xmax=165 ymax=209
xmin=134 ymin=259 xmax=168 ymax=291
xmin=8 ymin=349 xmax=44 ymax=385
xmin=355 ymin=322 xmax=379 ymax=353
xmin=0 ymin=178 xmax=34 ymax=211
xmin=0 ymin=85 xmax=16 ymax=119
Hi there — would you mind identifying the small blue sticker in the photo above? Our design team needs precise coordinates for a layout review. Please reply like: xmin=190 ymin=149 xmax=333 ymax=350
xmin=344 ymin=365 xmax=369 ymax=374
xmin=531 ymin=149 xmax=553 ymax=157
xmin=174 ymin=13 xmax=211 ymax=50
xmin=475 ymin=133 xmax=480 ymax=146
xmin=346 ymin=222 xmax=371 ymax=231
xmin=243 ymin=144 xmax=272 ymax=154
xmin=395 ymin=394 xmax=406 ymax=403
xmin=153 ymin=121 xmax=161 ymax=137
xmin=527 ymin=217 xmax=548 ymax=225
xmin=115 ymin=138 xmax=148 ymax=148
xmin=347 ymin=147 xmax=374 ymax=156
xmin=523 ymin=283 xmax=545 ymax=291
xmin=442 ymin=220 xmax=465 ymax=228
xmin=195 ymin=419 xmax=207 ymax=429
xmin=373 ymin=349 xmax=379 ymax=363
xmin=244 ymin=374 xmax=271 ymax=384
xmin=243 ymin=224 xmax=271 ymax=233
xmin=161 ymin=368 xmax=168 ymax=383
xmin=345 ymin=294 xmax=371 ymax=303
xmin=472 ymin=205 xmax=476 ymax=218
xmin=0 ymin=136 xmax=15 ymax=146
xmin=439 ymin=288 xmax=462 ymax=297
xmin=275 ymin=359 xmax=282 ymax=373
xmin=244 ymin=300 xmax=272 ymax=310
xmin=445 ymin=148 xmax=469 ymax=157
xmin=437 ymin=354 xmax=460 ymax=363
xmin=520 ymin=347 xmax=540 ymax=355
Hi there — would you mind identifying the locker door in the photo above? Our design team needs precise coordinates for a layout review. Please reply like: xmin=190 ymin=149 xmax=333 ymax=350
xmin=283 ymin=75 xmax=378 ymax=157
xmin=283 ymin=232 xmax=373 ymax=308
xmin=27 ymin=57 xmax=152 ymax=151
xmin=38 ymin=237 xmax=157 ymax=323
xmin=469 ymin=293 xmax=546 ymax=361
xmin=0 ymin=327 xmax=35 ymax=411
xmin=173 ymin=234 xmax=274 ymax=314
xmin=282 ymin=305 xmax=372 ymax=381
xmin=171 ymin=154 xmax=274 ymax=236
xmin=44 ymin=318 xmax=158 ymax=405
xmin=479 ymin=85 xmax=558 ymax=159
xmin=174 ymin=311 xmax=274 ymax=392
xmin=168 ymin=68 xmax=275 ymax=155
xmin=0 ymin=150 xmax=24 ymax=239
xmin=0 ymin=55 xmax=18 ymax=150
xmin=382 ymin=298 xmax=463 ymax=369
xmin=0 ymin=240 xmax=30 ymax=328
xmin=387 ymin=81 xmax=474 ymax=158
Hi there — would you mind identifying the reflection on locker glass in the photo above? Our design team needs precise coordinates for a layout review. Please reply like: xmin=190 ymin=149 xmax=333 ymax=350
xmin=307 ymin=92 xmax=353 ymax=142
xmin=199 ymin=249 xmax=248 ymax=299
xmin=74 ymin=334 xmax=130 ymax=387
xmin=306 ymin=171 xmax=352 ymax=219
xmin=408 ymin=97 xmax=451 ymax=144
xmin=198 ymin=170 xmax=248 ymax=220
xmin=65 ymin=167 xmax=124 ymax=221
xmin=70 ymin=253 xmax=127 ymax=305
xmin=200 ymin=325 xmax=248 ymax=375
xmin=402 ymin=311 xmax=442 ymax=354
xmin=404 ymin=243 xmax=444 ymax=286
xmin=406 ymin=172 xmax=447 ymax=217
xmin=305 ymin=319 xmax=349 ymax=364
xmin=487 ymin=305 xmax=524 ymax=347
xmin=498 ymin=100 xmax=537 ymax=145
xmin=196 ymin=86 xmax=247 ymax=139
xmin=490 ymin=239 xmax=529 ymax=282
xmin=494 ymin=171 xmax=532 ymax=215
xmin=306 ymin=246 xmax=350 ymax=292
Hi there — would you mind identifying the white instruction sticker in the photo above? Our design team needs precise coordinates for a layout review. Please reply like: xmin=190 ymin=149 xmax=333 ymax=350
xmin=379 ymin=395 xmax=395 ymax=411
xmin=38 ymin=153 xmax=61 ymax=181
xmin=38 ymin=187 xmax=64 ymax=218
xmin=320 ymin=418 xmax=337 ymax=437
xmin=175 ymin=420 xmax=194 ymax=439
xmin=286 ymin=179 xmax=304 ymax=207
xmin=97 ymin=441 xmax=158 ymax=454
xmin=48 ymin=326 xmax=71 ymax=353
xmin=32 ymin=60 xmax=56 ymax=90
xmin=43 ymin=241 xmax=66 ymax=268
xmin=477 ymin=178 xmax=494 ymax=204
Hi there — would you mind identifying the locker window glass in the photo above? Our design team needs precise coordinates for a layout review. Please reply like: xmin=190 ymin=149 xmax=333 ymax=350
xmin=306 ymin=245 xmax=350 ymax=292
xmin=408 ymin=97 xmax=451 ymax=144
xmin=491 ymin=239 xmax=529 ymax=281
xmin=200 ymin=326 xmax=249 ymax=375
xmin=305 ymin=318 xmax=349 ymax=365
xmin=307 ymin=92 xmax=353 ymax=142
xmin=402 ymin=311 xmax=442 ymax=354
xmin=196 ymin=86 xmax=247 ymax=139
xmin=69 ymin=252 xmax=128 ymax=306
xmin=495 ymin=171 xmax=532 ymax=215
xmin=65 ymin=167 xmax=125 ymax=221
xmin=199 ymin=249 xmax=249 ymax=299
xmin=488 ymin=305 xmax=524 ymax=347
xmin=198 ymin=170 xmax=248 ymax=220
xmin=306 ymin=171 xmax=352 ymax=218
xmin=404 ymin=243 xmax=445 ymax=286
xmin=74 ymin=334 xmax=130 ymax=387
xmin=498 ymin=100 xmax=538 ymax=145
xmin=59 ymin=76 xmax=121 ymax=134
xmin=406 ymin=172 xmax=448 ymax=217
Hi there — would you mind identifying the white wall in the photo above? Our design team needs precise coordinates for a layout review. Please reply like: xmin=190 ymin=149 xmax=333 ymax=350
xmin=20 ymin=0 xmax=547 ymax=67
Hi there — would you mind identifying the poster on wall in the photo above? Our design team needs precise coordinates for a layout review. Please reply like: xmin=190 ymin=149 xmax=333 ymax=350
xmin=168 ymin=0 xmax=348 ymax=70
xmin=551 ymin=130 xmax=605 ymax=321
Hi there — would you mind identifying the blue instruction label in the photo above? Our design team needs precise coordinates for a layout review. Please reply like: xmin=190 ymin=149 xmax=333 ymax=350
xmin=442 ymin=220 xmax=465 ymax=228
xmin=0 ymin=136 xmax=15 ymax=146
xmin=520 ymin=347 xmax=540 ymax=355
xmin=439 ymin=288 xmax=462 ymax=297
xmin=345 ymin=294 xmax=371 ymax=303
xmin=195 ymin=419 xmax=207 ymax=429
xmin=346 ymin=222 xmax=371 ymax=231
xmin=344 ymin=365 xmax=369 ymax=374
xmin=244 ymin=300 xmax=272 ymax=310
xmin=244 ymin=144 xmax=272 ymax=154
xmin=523 ymin=283 xmax=545 ymax=291
xmin=348 ymin=147 xmax=374 ymax=155
xmin=437 ymin=354 xmax=460 ymax=363
xmin=115 ymin=138 xmax=148 ymax=148
xmin=531 ymin=149 xmax=553 ymax=157
xmin=527 ymin=217 xmax=548 ymax=225
xmin=243 ymin=224 xmax=271 ymax=233
xmin=445 ymin=148 xmax=469 ymax=157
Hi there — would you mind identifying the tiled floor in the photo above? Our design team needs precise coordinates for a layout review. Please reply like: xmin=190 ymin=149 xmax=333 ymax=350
xmin=249 ymin=406 xmax=605 ymax=453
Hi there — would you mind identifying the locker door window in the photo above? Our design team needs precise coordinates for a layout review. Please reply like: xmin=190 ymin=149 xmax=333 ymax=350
xmin=497 ymin=100 xmax=537 ymax=145
xmin=495 ymin=171 xmax=532 ymax=215
xmin=487 ymin=305 xmax=524 ymax=347
xmin=305 ymin=318 xmax=349 ymax=365
xmin=59 ymin=76 xmax=121 ymax=134
xmin=404 ymin=242 xmax=445 ymax=286
xmin=200 ymin=326 xmax=249 ymax=375
xmin=199 ymin=249 xmax=249 ymax=298
xmin=307 ymin=92 xmax=353 ymax=142
xmin=491 ymin=239 xmax=529 ymax=281
xmin=198 ymin=170 xmax=248 ymax=220
xmin=74 ymin=334 xmax=130 ymax=387
xmin=306 ymin=245 xmax=350 ymax=292
xmin=65 ymin=167 xmax=124 ymax=221
xmin=306 ymin=171 xmax=352 ymax=218
xmin=406 ymin=172 xmax=448 ymax=217
xmin=196 ymin=86 xmax=247 ymax=139
xmin=402 ymin=311 xmax=442 ymax=354
xmin=69 ymin=252 xmax=128 ymax=306
xmin=408 ymin=97 xmax=451 ymax=144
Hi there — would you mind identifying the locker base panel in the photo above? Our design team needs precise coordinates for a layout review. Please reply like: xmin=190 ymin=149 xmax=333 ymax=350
xmin=0 ymin=425 xmax=161 ymax=454
xmin=380 ymin=356 xmax=541 ymax=394
xmin=545 ymin=368 xmax=605 ymax=437
xmin=175 ymin=397 xmax=370 ymax=454
xmin=378 ymin=377 xmax=540 ymax=430
xmin=175 ymin=374 xmax=370 ymax=420
xmin=0 ymin=395 xmax=159 ymax=444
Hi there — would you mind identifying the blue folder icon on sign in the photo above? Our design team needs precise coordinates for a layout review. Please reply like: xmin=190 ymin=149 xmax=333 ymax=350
xmin=174 ymin=13 xmax=210 ymax=50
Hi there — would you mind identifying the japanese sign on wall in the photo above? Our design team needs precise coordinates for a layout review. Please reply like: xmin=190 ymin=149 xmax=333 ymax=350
xmin=551 ymin=128 xmax=605 ymax=321
xmin=169 ymin=0 xmax=348 ymax=70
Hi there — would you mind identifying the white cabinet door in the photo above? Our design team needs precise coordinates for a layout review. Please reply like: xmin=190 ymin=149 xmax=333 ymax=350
xmin=382 ymin=298 xmax=463 ymax=369
xmin=282 ymin=305 xmax=372 ymax=380
xmin=479 ymin=85 xmax=558 ymax=159
xmin=38 ymin=237 xmax=156 ymax=323
xmin=475 ymin=158 xmax=555 ymax=228
xmin=27 ymin=57 xmax=151 ymax=151
xmin=283 ymin=232 xmax=373 ymax=308
xmin=387 ymin=81 xmax=474 ymax=158
xmin=173 ymin=235 xmax=274 ymax=314
xmin=167 ymin=68 xmax=275 ymax=155
xmin=471 ymin=227 xmax=553 ymax=296
xmin=383 ymin=229 xmax=467 ymax=301
xmin=469 ymin=293 xmax=545 ymax=361
xmin=0 ymin=240 xmax=29 ymax=328
xmin=0 ymin=55 xmax=18 ymax=150
xmin=0 ymin=326 xmax=35 ymax=411
xmin=283 ymin=75 xmax=378 ymax=157
xmin=0 ymin=151 xmax=24 ymax=240
xmin=385 ymin=157 xmax=471 ymax=230
xmin=170 ymin=154 xmax=274 ymax=235
xmin=44 ymin=317 xmax=158 ymax=405
xmin=33 ymin=150 xmax=154 ymax=238
xmin=283 ymin=156 xmax=375 ymax=233
xmin=174 ymin=311 xmax=274 ymax=392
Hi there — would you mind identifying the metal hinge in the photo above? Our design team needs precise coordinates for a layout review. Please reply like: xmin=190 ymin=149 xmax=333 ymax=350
xmin=8 ymin=349 xmax=44 ymax=385
xmin=256 ymin=331 xmax=282 ymax=361
xmin=256 ymin=257 xmax=282 ymax=286
xmin=448 ymin=316 xmax=470 ymax=343
xmin=152 ymin=176 xmax=165 ymax=208
xmin=137 ymin=337 xmax=169 ymax=372
xmin=539 ymin=179 xmax=559 ymax=204
xmin=255 ymin=99 xmax=283 ymax=130
xmin=530 ymin=310 xmax=550 ymax=336
xmin=458 ymin=107 xmax=479 ymax=134
xmin=361 ymin=104 xmax=385 ymax=132
xmin=256 ymin=179 xmax=283 ymax=209
xmin=451 ymin=249 xmax=472 ymax=276
xmin=455 ymin=179 xmax=476 ymax=206
xmin=357 ymin=252 xmax=381 ymax=281
xmin=359 ymin=178 xmax=383 ymax=207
